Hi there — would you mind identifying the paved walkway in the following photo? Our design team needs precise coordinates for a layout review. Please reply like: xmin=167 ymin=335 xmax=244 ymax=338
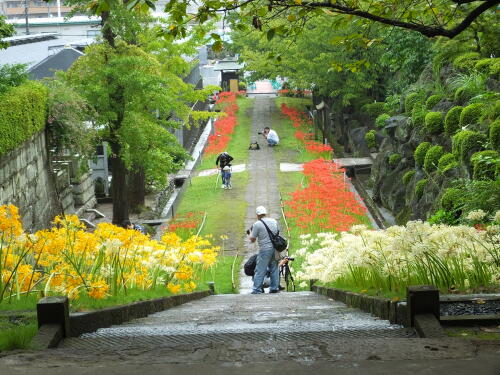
xmin=239 ymin=96 xmax=282 ymax=293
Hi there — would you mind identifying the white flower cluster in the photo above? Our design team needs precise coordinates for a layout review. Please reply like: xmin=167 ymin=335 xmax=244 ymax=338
xmin=466 ymin=209 xmax=487 ymax=221
xmin=295 ymin=221 xmax=500 ymax=290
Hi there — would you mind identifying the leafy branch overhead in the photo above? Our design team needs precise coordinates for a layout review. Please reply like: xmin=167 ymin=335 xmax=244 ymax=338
xmin=158 ymin=0 xmax=499 ymax=39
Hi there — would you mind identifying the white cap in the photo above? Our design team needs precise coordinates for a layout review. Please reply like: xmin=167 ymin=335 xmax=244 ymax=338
xmin=256 ymin=206 xmax=267 ymax=215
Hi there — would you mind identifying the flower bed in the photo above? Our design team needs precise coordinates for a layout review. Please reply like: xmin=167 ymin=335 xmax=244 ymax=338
xmin=284 ymin=159 xmax=367 ymax=232
xmin=205 ymin=92 xmax=238 ymax=155
xmin=295 ymin=221 xmax=500 ymax=295
xmin=0 ymin=204 xmax=219 ymax=304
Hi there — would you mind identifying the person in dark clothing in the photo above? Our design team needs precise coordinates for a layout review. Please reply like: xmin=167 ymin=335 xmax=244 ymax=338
xmin=216 ymin=151 xmax=234 ymax=189
xmin=122 ymin=219 xmax=146 ymax=234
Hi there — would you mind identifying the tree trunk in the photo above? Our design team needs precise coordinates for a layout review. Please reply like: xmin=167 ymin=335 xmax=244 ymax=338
xmin=109 ymin=140 xmax=130 ymax=226
xmin=129 ymin=167 xmax=145 ymax=213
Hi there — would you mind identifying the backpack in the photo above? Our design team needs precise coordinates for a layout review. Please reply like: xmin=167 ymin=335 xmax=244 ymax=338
xmin=244 ymin=254 xmax=257 ymax=276
xmin=259 ymin=219 xmax=288 ymax=252
xmin=249 ymin=142 xmax=260 ymax=150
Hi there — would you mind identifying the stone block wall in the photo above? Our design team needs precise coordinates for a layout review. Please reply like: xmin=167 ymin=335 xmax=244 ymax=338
xmin=0 ymin=131 xmax=61 ymax=231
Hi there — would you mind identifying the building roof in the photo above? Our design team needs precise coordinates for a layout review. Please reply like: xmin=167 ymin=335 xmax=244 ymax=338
xmin=213 ymin=59 xmax=243 ymax=71
xmin=29 ymin=47 xmax=84 ymax=80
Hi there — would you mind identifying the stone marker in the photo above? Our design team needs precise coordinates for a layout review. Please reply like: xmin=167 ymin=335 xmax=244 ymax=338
xmin=407 ymin=285 xmax=440 ymax=327
xmin=37 ymin=296 xmax=70 ymax=337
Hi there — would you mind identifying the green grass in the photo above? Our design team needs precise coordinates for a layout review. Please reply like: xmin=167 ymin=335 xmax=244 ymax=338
xmin=445 ymin=327 xmax=500 ymax=340
xmin=0 ymin=314 xmax=37 ymax=351
xmin=195 ymin=255 xmax=243 ymax=294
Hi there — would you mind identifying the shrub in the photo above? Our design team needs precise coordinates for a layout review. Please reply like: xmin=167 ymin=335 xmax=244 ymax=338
xmin=437 ymin=153 xmax=458 ymax=173
xmin=415 ymin=179 xmax=428 ymax=199
xmin=471 ymin=150 xmax=500 ymax=180
xmin=424 ymin=145 xmax=444 ymax=172
xmin=425 ymin=112 xmax=443 ymax=134
xmin=440 ymin=188 xmax=463 ymax=211
xmin=428 ymin=209 xmax=459 ymax=225
xmin=474 ymin=58 xmax=500 ymax=79
xmin=375 ymin=113 xmax=390 ymax=129
xmin=425 ymin=95 xmax=443 ymax=110
xmin=362 ymin=102 xmax=386 ymax=118
xmin=405 ymin=92 xmax=424 ymax=113
xmin=414 ymin=142 xmax=431 ymax=167
xmin=402 ymin=170 xmax=415 ymax=186
xmin=0 ymin=81 xmax=48 ymax=156
xmin=444 ymin=106 xmax=463 ymax=135
xmin=459 ymin=103 xmax=484 ymax=126
xmin=389 ymin=153 xmax=402 ymax=167
xmin=491 ymin=119 xmax=500 ymax=151
xmin=411 ymin=105 xmax=427 ymax=128
xmin=452 ymin=52 xmax=481 ymax=71
xmin=452 ymin=130 xmax=486 ymax=161
xmin=364 ymin=130 xmax=376 ymax=149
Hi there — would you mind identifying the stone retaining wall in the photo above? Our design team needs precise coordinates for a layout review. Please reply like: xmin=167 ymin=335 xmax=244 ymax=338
xmin=0 ymin=131 xmax=61 ymax=230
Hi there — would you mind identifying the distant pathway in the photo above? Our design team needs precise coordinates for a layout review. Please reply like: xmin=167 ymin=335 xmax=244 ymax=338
xmin=239 ymin=96 xmax=282 ymax=293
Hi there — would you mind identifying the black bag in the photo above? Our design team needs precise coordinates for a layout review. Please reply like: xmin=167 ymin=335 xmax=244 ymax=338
xmin=244 ymin=254 xmax=257 ymax=276
xmin=259 ymin=219 xmax=288 ymax=252
xmin=249 ymin=142 xmax=260 ymax=150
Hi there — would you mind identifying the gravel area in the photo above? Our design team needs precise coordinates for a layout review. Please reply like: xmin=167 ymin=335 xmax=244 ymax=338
xmin=440 ymin=300 xmax=500 ymax=316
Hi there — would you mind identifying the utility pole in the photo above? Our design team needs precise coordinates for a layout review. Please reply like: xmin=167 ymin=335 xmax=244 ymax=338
xmin=24 ymin=0 xmax=30 ymax=35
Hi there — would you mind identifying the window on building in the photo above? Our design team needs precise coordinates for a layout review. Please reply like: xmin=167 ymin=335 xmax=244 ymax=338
xmin=86 ymin=29 xmax=101 ymax=38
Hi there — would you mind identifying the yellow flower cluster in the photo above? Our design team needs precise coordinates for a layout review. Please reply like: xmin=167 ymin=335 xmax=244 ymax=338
xmin=0 ymin=205 xmax=219 ymax=302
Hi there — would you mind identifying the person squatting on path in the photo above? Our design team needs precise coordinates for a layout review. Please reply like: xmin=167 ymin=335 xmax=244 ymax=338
xmin=216 ymin=151 xmax=233 ymax=189
xmin=262 ymin=127 xmax=279 ymax=147
xmin=248 ymin=205 xmax=280 ymax=294
xmin=122 ymin=219 xmax=146 ymax=234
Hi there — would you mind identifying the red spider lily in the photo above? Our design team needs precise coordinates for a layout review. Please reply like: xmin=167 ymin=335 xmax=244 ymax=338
xmin=206 ymin=92 xmax=239 ymax=155
xmin=281 ymin=104 xmax=332 ymax=154
xmin=168 ymin=211 xmax=204 ymax=236
xmin=285 ymin=159 xmax=367 ymax=232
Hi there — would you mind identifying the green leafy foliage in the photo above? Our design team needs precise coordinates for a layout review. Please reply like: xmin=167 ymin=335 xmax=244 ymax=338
xmin=471 ymin=150 xmax=500 ymax=181
xmin=0 ymin=15 xmax=14 ymax=49
xmin=388 ymin=153 xmax=402 ymax=167
xmin=452 ymin=52 xmax=481 ymax=71
xmin=424 ymin=145 xmax=444 ymax=172
xmin=437 ymin=153 xmax=458 ymax=173
xmin=362 ymin=102 xmax=385 ymax=118
xmin=491 ymin=119 xmax=500 ymax=151
xmin=0 ymin=81 xmax=48 ymax=157
xmin=459 ymin=103 xmax=484 ymax=126
xmin=444 ymin=106 xmax=463 ymax=135
xmin=450 ymin=72 xmax=487 ymax=104
xmin=428 ymin=209 xmax=459 ymax=225
xmin=440 ymin=188 xmax=463 ymax=211
xmin=375 ymin=113 xmax=390 ymax=129
xmin=452 ymin=130 xmax=486 ymax=162
xmin=425 ymin=94 xmax=442 ymax=110
xmin=411 ymin=105 xmax=427 ymax=128
xmin=424 ymin=111 xmax=443 ymax=134
xmin=415 ymin=179 xmax=428 ymax=199
xmin=364 ymin=130 xmax=376 ymax=148
xmin=474 ymin=58 xmax=500 ymax=79
xmin=0 ymin=64 xmax=28 ymax=94
xmin=402 ymin=170 xmax=415 ymax=186
xmin=414 ymin=142 xmax=431 ymax=167
xmin=405 ymin=92 xmax=425 ymax=113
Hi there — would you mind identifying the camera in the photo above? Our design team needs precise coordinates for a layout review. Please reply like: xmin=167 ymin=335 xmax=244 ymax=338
xmin=284 ymin=256 xmax=295 ymax=261
xmin=257 ymin=132 xmax=263 ymax=135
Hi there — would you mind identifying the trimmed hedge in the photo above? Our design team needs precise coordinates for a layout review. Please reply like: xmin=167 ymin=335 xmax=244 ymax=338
xmin=365 ymin=130 xmax=376 ymax=148
xmin=474 ymin=58 xmax=500 ymax=79
xmin=471 ymin=150 xmax=500 ymax=180
xmin=424 ymin=145 xmax=444 ymax=172
xmin=425 ymin=95 xmax=442 ymax=110
xmin=375 ymin=113 xmax=390 ymax=128
xmin=459 ymin=103 xmax=484 ymax=126
xmin=425 ymin=111 xmax=443 ymax=134
xmin=452 ymin=52 xmax=481 ymax=71
xmin=405 ymin=92 xmax=424 ymax=113
xmin=402 ymin=170 xmax=415 ymax=186
xmin=440 ymin=188 xmax=463 ymax=211
xmin=362 ymin=102 xmax=386 ymax=118
xmin=491 ymin=119 xmax=500 ymax=151
xmin=414 ymin=141 xmax=431 ymax=167
xmin=452 ymin=130 xmax=486 ymax=161
xmin=0 ymin=81 xmax=48 ymax=156
xmin=411 ymin=106 xmax=427 ymax=128
xmin=415 ymin=179 xmax=428 ymax=199
xmin=438 ymin=153 xmax=458 ymax=173
xmin=444 ymin=106 xmax=463 ymax=135
xmin=388 ymin=153 xmax=402 ymax=167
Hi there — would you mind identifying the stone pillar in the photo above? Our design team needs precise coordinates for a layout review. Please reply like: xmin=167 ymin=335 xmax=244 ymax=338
xmin=37 ymin=296 xmax=70 ymax=337
xmin=207 ymin=282 xmax=215 ymax=295
xmin=407 ymin=285 xmax=440 ymax=327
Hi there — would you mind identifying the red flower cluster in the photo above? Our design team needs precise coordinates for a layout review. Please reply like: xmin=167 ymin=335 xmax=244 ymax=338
xmin=205 ymin=92 xmax=239 ymax=155
xmin=281 ymin=104 xmax=332 ymax=154
xmin=285 ymin=159 xmax=367 ymax=232
xmin=168 ymin=211 xmax=204 ymax=236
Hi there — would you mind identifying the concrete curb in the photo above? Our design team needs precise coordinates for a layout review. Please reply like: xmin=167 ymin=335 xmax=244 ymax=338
xmin=312 ymin=285 xmax=408 ymax=326
xmin=69 ymin=290 xmax=210 ymax=337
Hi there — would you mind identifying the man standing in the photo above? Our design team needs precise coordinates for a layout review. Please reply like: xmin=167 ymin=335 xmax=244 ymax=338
xmin=248 ymin=206 xmax=280 ymax=294
xmin=215 ymin=151 xmax=234 ymax=189
xmin=262 ymin=127 xmax=279 ymax=146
